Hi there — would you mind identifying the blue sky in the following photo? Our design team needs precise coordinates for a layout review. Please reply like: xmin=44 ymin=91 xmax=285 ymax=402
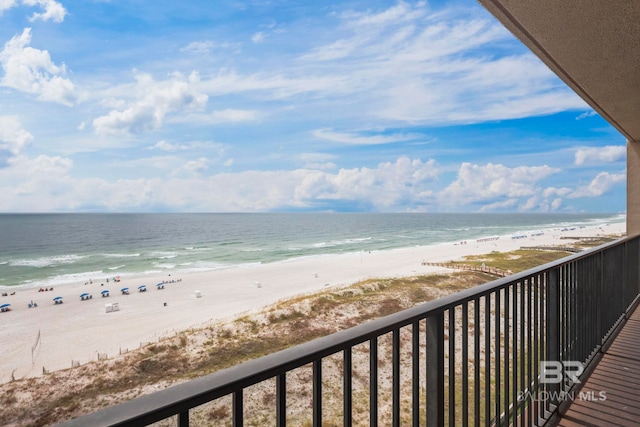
xmin=0 ymin=0 xmax=626 ymax=213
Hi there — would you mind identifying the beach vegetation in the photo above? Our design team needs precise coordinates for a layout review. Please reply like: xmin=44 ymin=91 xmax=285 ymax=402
xmin=451 ymin=249 xmax=574 ymax=272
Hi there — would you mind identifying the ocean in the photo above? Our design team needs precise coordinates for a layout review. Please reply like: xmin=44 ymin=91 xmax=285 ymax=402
xmin=0 ymin=212 xmax=624 ymax=289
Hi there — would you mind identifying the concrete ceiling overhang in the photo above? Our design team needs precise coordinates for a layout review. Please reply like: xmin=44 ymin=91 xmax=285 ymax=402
xmin=478 ymin=0 xmax=640 ymax=142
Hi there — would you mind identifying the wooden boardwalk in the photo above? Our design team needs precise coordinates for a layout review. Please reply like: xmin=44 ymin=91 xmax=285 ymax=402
xmin=421 ymin=261 xmax=513 ymax=277
xmin=554 ymin=305 xmax=640 ymax=426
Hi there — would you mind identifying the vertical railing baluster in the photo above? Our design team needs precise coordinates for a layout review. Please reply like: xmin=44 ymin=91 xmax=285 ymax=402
xmin=474 ymin=297 xmax=481 ymax=427
xmin=580 ymin=259 xmax=587 ymax=362
xmin=277 ymin=373 xmax=286 ymax=427
xmin=504 ymin=285 xmax=510 ymax=426
xmin=559 ymin=266 xmax=565 ymax=365
xmin=412 ymin=321 xmax=420 ymax=427
xmin=426 ymin=311 xmax=445 ymax=427
xmin=578 ymin=260 xmax=583 ymax=362
xmin=519 ymin=280 xmax=525 ymax=427
xmin=448 ymin=308 xmax=455 ymax=426
xmin=233 ymin=390 xmax=243 ymax=427
xmin=495 ymin=289 xmax=501 ymax=425
xmin=575 ymin=260 xmax=582 ymax=363
xmin=527 ymin=278 xmax=533 ymax=427
xmin=532 ymin=275 xmax=539 ymax=427
xmin=370 ymin=336 xmax=378 ymax=427
xmin=569 ymin=263 xmax=574 ymax=362
xmin=344 ymin=347 xmax=352 ymax=427
xmin=178 ymin=410 xmax=189 ymax=427
xmin=546 ymin=268 xmax=560 ymax=413
xmin=393 ymin=329 xmax=400 ymax=427
xmin=462 ymin=302 xmax=469 ymax=427
xmin=539 ymin=272 xmax=545 ymax=423
xmin=485 ymin=293 xmax=491 ymax=427
xmin=313 ymin=360 xmax=322 ymax=427
xmin=512 ymin=282 xmax=518 ymax=425
xmin=590 ymin=256 xmax=598 ymax=355
xmin=597 ymin=250 xmax=603 ymax=348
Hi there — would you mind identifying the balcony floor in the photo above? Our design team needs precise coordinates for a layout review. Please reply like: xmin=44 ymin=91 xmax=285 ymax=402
xmin=555 ymin=305 xmax=640 ymax=427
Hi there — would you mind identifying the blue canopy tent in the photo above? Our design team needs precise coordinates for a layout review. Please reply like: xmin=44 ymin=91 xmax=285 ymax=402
xmin=138 ymin=285 xmax=147 ymax=292
xmin=0 ymin=303 xmax=10 ymax=312
xmin=53 ymin=296 xmax=63 ymax=304
xmin=121 ymin=287 xmax=129 ymax=295
xmin=80 ymin=292 xmax=92 ymax=300
xmin=101 ymin=289 xmax=110 ymax=297
xmin=156 ymin=282 xmax=165 ymax=289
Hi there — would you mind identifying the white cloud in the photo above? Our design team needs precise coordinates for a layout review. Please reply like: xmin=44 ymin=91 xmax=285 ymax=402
xmin=0 ymin=0 xmax=17 ymax=14
xmin=0 ymin=153 xmax=624 ymax=212
xmin=181 ymin=41 xmax=215 ymax=55
xmin=93 ymin=71 xmax=208 ymax=135
xmin=542 ymin=187 xmax=572 ymax=198
xmin=209 ymin=109 xmax=260 ymax=123
xmin=312 ymin=129 xmax=425 ymax=145
xmin=182 ymin=157 xmax=210 ymax=175
xmin=294 ymin=2 xmax=586 ymax=125
xmin=294 ymin=157 xmax=439 ymax=209
xmin=23 ymin=0 xmax=66 ymax=22
xmin=569 ymin=171 xmax=625 ymax=198
xmin=0 ymin=156 xmax=440 ymax=211
xmin=170 ymin=108 xmax=261 ymax=125
xmin=26 ymin=153 xmax=72 ymax=174
xmin=0 ymin=28 xmax=76 ymax=105
xmin=0 ymin=154 xmax=73 ymax=210
xmin=151 ymin=140 xmax=190 ymax=152
xmin=0 ymin=115 xmax=33 ymax=155
xmin=251 ymin=32 xmax=264 ymax=43
xmin=181 ymin=40 xmax=240 ymax=55
xmin=576 ymin=110 xmax=597 ymax=120
xmin=574 ymin=145 xmax=625 ymax=165
xmin=297 ymin=152 xmax=337 ymax=170
xmin=438 ymin=163 xmax=561 ymax=211
xmin=302 ymin=1 xmax=426 ymax=61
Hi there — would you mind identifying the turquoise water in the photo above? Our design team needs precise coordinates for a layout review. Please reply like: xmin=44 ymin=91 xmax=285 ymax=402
xmin=0 ymin=213 xmax=624 ymax=289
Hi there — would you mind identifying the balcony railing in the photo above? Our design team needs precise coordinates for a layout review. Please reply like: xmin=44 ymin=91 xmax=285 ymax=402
xmin=60 ymin=235 xmax=639 ymax=426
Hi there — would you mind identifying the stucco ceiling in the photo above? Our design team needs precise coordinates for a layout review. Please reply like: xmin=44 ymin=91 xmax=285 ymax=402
xmin=478 ymin=0 xmax=640 ymax=142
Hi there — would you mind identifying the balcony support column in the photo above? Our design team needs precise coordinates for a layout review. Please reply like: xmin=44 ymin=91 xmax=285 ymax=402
xmin=627 ymin=140 xmax=640 ymax=235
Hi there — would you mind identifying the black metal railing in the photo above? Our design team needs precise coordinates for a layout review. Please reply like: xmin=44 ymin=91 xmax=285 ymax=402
xmin=60 ymin=235 xmax=640 ymax=426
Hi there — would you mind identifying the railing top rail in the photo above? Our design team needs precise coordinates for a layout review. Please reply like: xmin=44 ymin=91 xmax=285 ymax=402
xmin=59 ymin=234 xmax=633 ymax=427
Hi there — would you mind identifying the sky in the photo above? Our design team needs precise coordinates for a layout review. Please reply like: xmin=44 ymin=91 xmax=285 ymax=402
xmin=0 ymin=0 xmax=627 ymax=213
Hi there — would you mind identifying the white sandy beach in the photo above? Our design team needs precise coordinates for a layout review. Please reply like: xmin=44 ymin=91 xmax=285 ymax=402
xmin=0 ymin=222 xmax=625 ymax=383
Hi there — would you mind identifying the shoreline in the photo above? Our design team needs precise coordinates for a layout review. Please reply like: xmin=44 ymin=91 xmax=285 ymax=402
xmin=0 ymin=221 xmax=625 ymax=383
